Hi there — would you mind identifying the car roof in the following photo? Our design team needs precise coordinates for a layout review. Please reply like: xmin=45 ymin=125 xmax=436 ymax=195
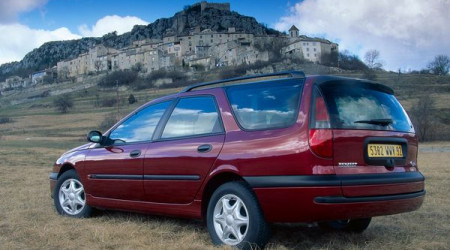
xmin=181 ymin=71 xmax=305 ymax=92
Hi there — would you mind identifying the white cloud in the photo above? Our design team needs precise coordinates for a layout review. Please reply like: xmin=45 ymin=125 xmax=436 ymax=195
xmin=0 ymin=0 xmax=48 ymax=23
xmin=275 ymin=0 xmax=450 ymax=71
xmin=0 ymin=23 xmax=81 ymax=65
xmin=78 ymin=15 xmax=148 ymax=37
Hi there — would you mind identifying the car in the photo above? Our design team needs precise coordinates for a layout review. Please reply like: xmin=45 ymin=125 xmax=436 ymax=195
xmin=50 ymin=71 xmax=425 ymax=249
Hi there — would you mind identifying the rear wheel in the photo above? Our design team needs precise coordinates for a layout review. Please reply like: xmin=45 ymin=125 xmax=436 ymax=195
xmin=54 ymin=169 xmax=92 ymax=218
xmin=318 ymin=218 xmax=371 ymax=233
xmin=206 ymin=182 xmax=270 ymax=249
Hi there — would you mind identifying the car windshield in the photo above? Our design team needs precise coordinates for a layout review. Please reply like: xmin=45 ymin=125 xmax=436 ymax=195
xmin=319 ymin=81 xmax=414 ymax=132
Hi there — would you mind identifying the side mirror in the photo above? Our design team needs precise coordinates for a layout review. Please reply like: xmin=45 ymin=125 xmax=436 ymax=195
xmin=87 ymin=130 xmax=103 ymax=144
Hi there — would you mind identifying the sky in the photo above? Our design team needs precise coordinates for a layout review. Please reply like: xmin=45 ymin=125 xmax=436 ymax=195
xmin=0 ymin=0 xmax=449 ymax=71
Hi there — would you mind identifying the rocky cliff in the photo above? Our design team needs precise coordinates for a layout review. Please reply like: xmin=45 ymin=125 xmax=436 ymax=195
xmin=0 ymin=3 xmax=281 ymax=81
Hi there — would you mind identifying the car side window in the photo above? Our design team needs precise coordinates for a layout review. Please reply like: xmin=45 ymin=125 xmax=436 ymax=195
xmin=161 ymin=96 xmax=222 ymax=139
xmin=109 ymin=101 xmax=171 ymax=143
xmin=226 ymin=80 xmax=302 ymax=130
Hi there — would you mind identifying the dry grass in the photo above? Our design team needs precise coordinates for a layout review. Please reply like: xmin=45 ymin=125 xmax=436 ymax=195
xmin=0 ymin=140 xmax=448 ymax=249
xmin=0 ymin=85 xmax=449 ymax=249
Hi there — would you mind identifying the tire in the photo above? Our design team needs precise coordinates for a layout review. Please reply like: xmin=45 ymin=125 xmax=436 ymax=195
xmin=318 ymin=218 xmax=371 ymax=233
xmin=54 ymin=169 xmax=92 ymax=218
xmin=206 ymin=181 xmax=270 ymax=249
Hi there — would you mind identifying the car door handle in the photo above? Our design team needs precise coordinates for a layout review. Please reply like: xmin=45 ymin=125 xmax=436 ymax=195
xmin=197 ymin=144 xmax=212 ymax=153
xmin=129 ymin=150 xmax=141 ymax=158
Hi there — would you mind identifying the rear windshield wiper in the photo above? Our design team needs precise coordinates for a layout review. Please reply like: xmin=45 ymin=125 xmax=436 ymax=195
xmin=354 ymin=118 xmax=393 ymax=126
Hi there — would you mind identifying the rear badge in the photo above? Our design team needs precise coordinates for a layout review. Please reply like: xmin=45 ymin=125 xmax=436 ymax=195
xmin=338 ymin=162 xmax=358 ymax=167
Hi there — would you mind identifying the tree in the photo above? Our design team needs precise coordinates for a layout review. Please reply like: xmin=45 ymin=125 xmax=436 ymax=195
xmin=338 ymin=50 xmax=367 ymax=70
xmin=427 ymin=55 xmax=450 ymax=75
xmin=58 ymin=66 xmax=69 ymax=81
xmin=320 ymin=51 xmax=338 ymax=67
xmin=409 ymin=96 xmax=435 ymax=141
xmin=53 ymin=94 xmax=74 ymax=113
xmin=364 ymin=49 xmax=383 ymax=69
xmin=131 ymin=62 xmax=143 ymax=72
xmin=94 ymin=60 xmax=103 ymax=73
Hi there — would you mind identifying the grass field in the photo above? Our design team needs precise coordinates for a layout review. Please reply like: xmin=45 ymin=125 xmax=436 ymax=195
xmin=0 ymin=76 xmax=449 ymax=249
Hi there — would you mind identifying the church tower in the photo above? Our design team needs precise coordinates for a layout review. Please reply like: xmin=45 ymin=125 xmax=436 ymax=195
xmin=289 ymin=25 xmax=299 ymax=38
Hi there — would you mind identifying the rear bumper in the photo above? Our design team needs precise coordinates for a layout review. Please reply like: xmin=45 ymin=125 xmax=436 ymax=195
xmin=244 ymin=172 xmax=425 ymax=223
xmin=315 ymin=190 xmax=425 ymax=203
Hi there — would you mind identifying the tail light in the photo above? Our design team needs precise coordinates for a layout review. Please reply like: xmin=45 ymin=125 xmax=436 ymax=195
xmin=309 ymin=88 xmax=333 ymax=158
xmin=309 ymin=129 xmax=333 ymax=158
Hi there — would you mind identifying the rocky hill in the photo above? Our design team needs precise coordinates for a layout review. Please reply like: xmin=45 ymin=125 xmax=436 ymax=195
xmin=0 ymin=3 xmax=281 ymax=81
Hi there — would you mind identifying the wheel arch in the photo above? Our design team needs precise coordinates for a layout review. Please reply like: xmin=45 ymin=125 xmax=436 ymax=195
xmin=58 ymin=163 xmax=76 ymax=178
xmin=201 ymin=171 xmax=250 ymax=219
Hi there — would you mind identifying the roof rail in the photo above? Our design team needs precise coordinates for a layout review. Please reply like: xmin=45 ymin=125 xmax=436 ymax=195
xmin=181 ymin=71 xmax=305 ymax=92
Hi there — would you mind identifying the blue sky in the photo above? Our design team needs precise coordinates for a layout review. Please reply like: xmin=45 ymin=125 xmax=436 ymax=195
xmin=0 ymin=0 xmax=449 ymax=71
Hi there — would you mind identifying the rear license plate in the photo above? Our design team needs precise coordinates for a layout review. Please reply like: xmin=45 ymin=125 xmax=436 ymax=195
xmin=368 ymin=144 xmax=403 ymax=158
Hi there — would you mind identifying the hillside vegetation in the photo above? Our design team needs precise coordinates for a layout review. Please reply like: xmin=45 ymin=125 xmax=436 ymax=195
xmin=1 ymin=62 xmax=449 ymax=141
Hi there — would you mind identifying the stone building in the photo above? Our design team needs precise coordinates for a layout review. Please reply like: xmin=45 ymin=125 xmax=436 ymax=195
xmin=282 ymin=24 xmax=338 ymax=64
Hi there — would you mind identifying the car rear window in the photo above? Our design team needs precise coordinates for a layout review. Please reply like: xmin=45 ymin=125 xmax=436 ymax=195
xmin=225 ymin=79 xmax=303 ymax=130
xmin=319 ymin=81 xmax=414 ymax=132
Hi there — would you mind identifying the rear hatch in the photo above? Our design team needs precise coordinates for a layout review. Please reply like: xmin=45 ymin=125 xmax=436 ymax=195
xmin=312 ymin=79 xmax=422 ymax=197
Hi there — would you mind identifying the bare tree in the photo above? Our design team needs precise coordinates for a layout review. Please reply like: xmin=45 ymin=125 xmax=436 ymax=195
xmin=94 ymin=60 xmax=103 ymax=73
xmin=364 ymin=49 xmax=383 ymax=69
xmin=409 ymin=96 xmax=435 ymax=141
xmin=427 ymin=55 xmax=450 ymax=75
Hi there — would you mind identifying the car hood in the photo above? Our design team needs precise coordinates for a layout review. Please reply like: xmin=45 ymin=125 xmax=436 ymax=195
xmin=64 ymin=143 xmax=93 ymax=154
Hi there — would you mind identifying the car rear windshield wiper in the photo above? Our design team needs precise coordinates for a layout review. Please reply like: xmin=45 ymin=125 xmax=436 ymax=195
xmin=354 ymin=118 xmax=393 ymax=126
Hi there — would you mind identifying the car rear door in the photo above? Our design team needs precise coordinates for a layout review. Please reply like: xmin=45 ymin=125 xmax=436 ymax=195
xmin=143 ymin=95 xmax=225 ymax=204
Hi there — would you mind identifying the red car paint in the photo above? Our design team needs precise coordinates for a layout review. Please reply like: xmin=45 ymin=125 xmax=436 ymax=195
xmin=50 ymin=73 xmax=425 ymax=224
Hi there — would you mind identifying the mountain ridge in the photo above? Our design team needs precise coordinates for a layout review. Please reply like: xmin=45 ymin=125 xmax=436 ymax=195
xmin=0 ymin=3 xmax=281 ymax=81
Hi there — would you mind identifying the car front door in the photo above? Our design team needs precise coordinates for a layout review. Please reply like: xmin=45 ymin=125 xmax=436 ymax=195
xmin=83 ymin=100 xmax=172 ymax=201
xmin=143 ymin=95 xmax=225 ymax=204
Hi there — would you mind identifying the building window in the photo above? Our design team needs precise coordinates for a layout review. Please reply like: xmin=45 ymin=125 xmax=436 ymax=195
xmin=307 ymin=53 xmax=310 ymax=57
xmin=314 ymin=53 xmax=317 ymax=57
xmin=211 ymin=39 xmax=213 ymax=43
xmin=200 ymin=35 xmax=202 ymax=38
xmin=313 ymin=48 xmax=316 ymax=52
xmin=211 ymin=34 xmax=213 ymax=38
xmin=306 ymin=48 xmax=309 ymax=52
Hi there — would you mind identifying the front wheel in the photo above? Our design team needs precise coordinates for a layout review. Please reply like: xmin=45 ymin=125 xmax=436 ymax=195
xmin=318 ymin=218 xmax=371 ymax=233
xmin=206 ymin=182 xmax=270 ymax=249
xmin=54 ymin=169 xmax=92 ymax=218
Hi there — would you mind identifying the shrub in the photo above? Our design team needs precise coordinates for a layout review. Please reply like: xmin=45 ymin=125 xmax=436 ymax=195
xmin=128 ymin=94 xmax=137 ymax=104
xmin=362 ymin=69 xmax=377 ymax=81
xmin=0 ymin=116 xmax=13 ymax=124
xmin=99 ymin=113 xmax=119 ymax=132
xmin=100 ymin=97 xmax=118 ymax=107
xmin=146 ymin=69 xmax=184 ymax=82
xmin=53 ymin=94 xmax=73 ymax=113
xmin=99 ymin=70 xmax=138 ymax=88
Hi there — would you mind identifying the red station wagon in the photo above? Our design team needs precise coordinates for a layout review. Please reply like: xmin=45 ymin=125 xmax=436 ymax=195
xmin=50 ymin=72 xmax=425 ymax=249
